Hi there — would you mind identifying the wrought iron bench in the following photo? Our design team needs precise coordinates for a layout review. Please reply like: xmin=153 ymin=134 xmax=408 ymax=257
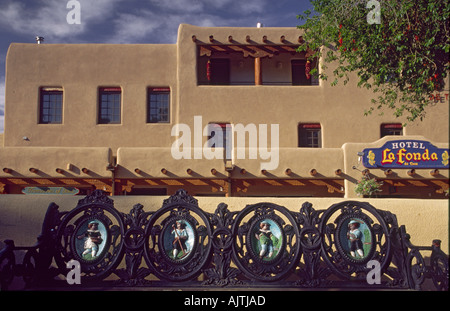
xmin=0 ymin=189 xmax=448 ymax=291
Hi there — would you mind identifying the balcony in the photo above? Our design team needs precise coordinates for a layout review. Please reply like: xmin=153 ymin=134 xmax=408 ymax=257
xmin=196 ymin=42 xmax=319 ymax=86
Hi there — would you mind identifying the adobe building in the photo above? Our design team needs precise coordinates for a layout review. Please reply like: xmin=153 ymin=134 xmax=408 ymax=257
xmin=0 ymin=24 xmax=448 ymax=199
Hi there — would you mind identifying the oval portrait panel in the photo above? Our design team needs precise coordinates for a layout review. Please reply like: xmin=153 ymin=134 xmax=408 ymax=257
xmin=72 ymin=217 xmax=110 ymax=263
xmin=161 ymin=219 xmax=197 ymax=263
xmin=249 ymin=218 xmax=284 ymax=263
xmin=337 ymin=217 xmax=374 ymax=262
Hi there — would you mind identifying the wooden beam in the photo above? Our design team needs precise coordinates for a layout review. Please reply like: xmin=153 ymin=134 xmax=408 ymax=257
xmin=280 ymin=45 xmax=298 ymax=53
xmin=255 ymin=57 xmax=262 ymax=85
xmin=384 ymin=169 xmax=393 ymax=176
xmin=2 ymin=168 xmax=12 ymax=174
xmin=55 ymin=168 xmax=65 ymax=174
xmin=430 ymin=169 xmax=440 ymax=176
xmin=247 ymin=45 xmax=276 ymax=57
xmin=199 ymin=46 xmax=212 ymax=57
xmin=0 ymin=182 xmax=6 ymax=194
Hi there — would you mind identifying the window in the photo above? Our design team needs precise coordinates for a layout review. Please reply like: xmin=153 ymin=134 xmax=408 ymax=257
xmin=207 ymin=123 xmax=232 ymax=159
xmin=291 ymin=60 xmax=312 ymax=86
xmin=148 ymin=87 xmax=170 ymax=123
xmin=381 ymin=123 xmax=403 ymax=137
xmin=298 ymin=123 xmax=322 ymax=148
xmin=39 ymin=88 xmax=63 ymax=124
xmin=98 ymin=87 xmax=121 ymax=124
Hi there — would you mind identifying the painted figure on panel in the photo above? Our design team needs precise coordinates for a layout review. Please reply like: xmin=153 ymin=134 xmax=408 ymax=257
xmin=77 ymin=221 xmax=103 ymax=259
xmin=171 ymin=220 xmax=189 ymax=259
xmin=254 ymin=220 xmax=280 ymax=260
xmin=347 ymin=219 xmax=365 ymax=258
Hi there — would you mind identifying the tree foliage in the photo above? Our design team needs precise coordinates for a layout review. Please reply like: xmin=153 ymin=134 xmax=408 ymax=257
xmin=297 ymin=0 xmax=449 ymax=123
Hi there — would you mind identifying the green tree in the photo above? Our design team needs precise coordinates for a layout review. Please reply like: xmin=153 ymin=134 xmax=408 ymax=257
xmin=297 ymin=0 xmax=449 ymax=123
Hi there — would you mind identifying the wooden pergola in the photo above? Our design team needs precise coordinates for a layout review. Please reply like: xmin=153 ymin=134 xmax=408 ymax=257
xmin=193 ymin=34 xmax=315 ymax=85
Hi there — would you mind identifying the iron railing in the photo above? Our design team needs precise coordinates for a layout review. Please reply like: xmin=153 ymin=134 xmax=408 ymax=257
xmin=0 ymin=189 xmax=448 ymax=290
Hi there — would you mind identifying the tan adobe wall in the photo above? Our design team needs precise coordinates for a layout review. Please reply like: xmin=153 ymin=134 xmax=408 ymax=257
xmin=5 ymin=43 xmax=177 ymax=152
xmin=0 ymin=147 xmax=112 ymax=179
xmin=176 ymin=24 xmax=449 ymax=148
xmin=3 ymin=24 xmax=449 ymax=153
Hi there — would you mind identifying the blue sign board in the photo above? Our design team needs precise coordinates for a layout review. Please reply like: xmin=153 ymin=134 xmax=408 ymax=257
xmin=362 ymin=140 xmax=449 ymax=169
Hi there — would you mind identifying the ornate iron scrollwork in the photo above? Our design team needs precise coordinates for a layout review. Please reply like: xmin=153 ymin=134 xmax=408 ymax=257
xmin=114 ymin=203 xmax=153 ymax=286
xmin=430 ymin=240 xmax=449 ymax=291
xmin=293 ymin=202 xmax=330 ymax=287
xmin=54 ymin=190 xmax=125 ymax=282
xmin=143 ymin=189 xmax=212 ymax=282
xmin=231 ymin=202 xmax=301 ymax=282
xmin=320 ymin=201 xmax=393 ymax=282
xmin=0 ymin=189 xmax=448 ymax=291
xmin=203 ymin=203 xmax=241 ymax=286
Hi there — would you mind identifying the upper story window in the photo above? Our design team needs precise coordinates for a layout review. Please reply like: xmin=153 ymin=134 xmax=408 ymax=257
xmin=39 ymin=87 xmax=63 ymax=124
xmin=381 ymin=123 xmax=403 ymax=137
xmin=298 ymin=123 xmax=322 ymax=148
xmin=148 ymin=87 xmax=170 ymax=123
xmin=98 ymin=87 xmax=121 ymax=124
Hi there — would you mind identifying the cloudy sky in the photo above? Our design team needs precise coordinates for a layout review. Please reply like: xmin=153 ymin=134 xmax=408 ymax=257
xmin=0 ymin=0 xmax=314 ymax=134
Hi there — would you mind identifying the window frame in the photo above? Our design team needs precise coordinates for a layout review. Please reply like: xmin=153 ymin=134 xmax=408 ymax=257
xmin=147 ymin=87 xmax=170 ymax=123
xmin=298 ymin=123 xmax=322 ymax=148
xmin=98 ymin=87 xmax=122 ymax=124
xmin=39 ymin=87 xmax=63 ymax=124
xmin=380 ymin=123 xmax=403 ymax=137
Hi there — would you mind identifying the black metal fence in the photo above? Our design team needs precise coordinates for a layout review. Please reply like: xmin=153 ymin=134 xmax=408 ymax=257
xmin=0 ymin=189 xmax=448 ymax=290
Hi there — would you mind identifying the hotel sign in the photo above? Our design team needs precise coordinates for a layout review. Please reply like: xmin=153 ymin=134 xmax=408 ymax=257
xmin=362 ymin=140 xmax=449 ymax=169
xmin=22 ymin=187 xmax=80 ymax=195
